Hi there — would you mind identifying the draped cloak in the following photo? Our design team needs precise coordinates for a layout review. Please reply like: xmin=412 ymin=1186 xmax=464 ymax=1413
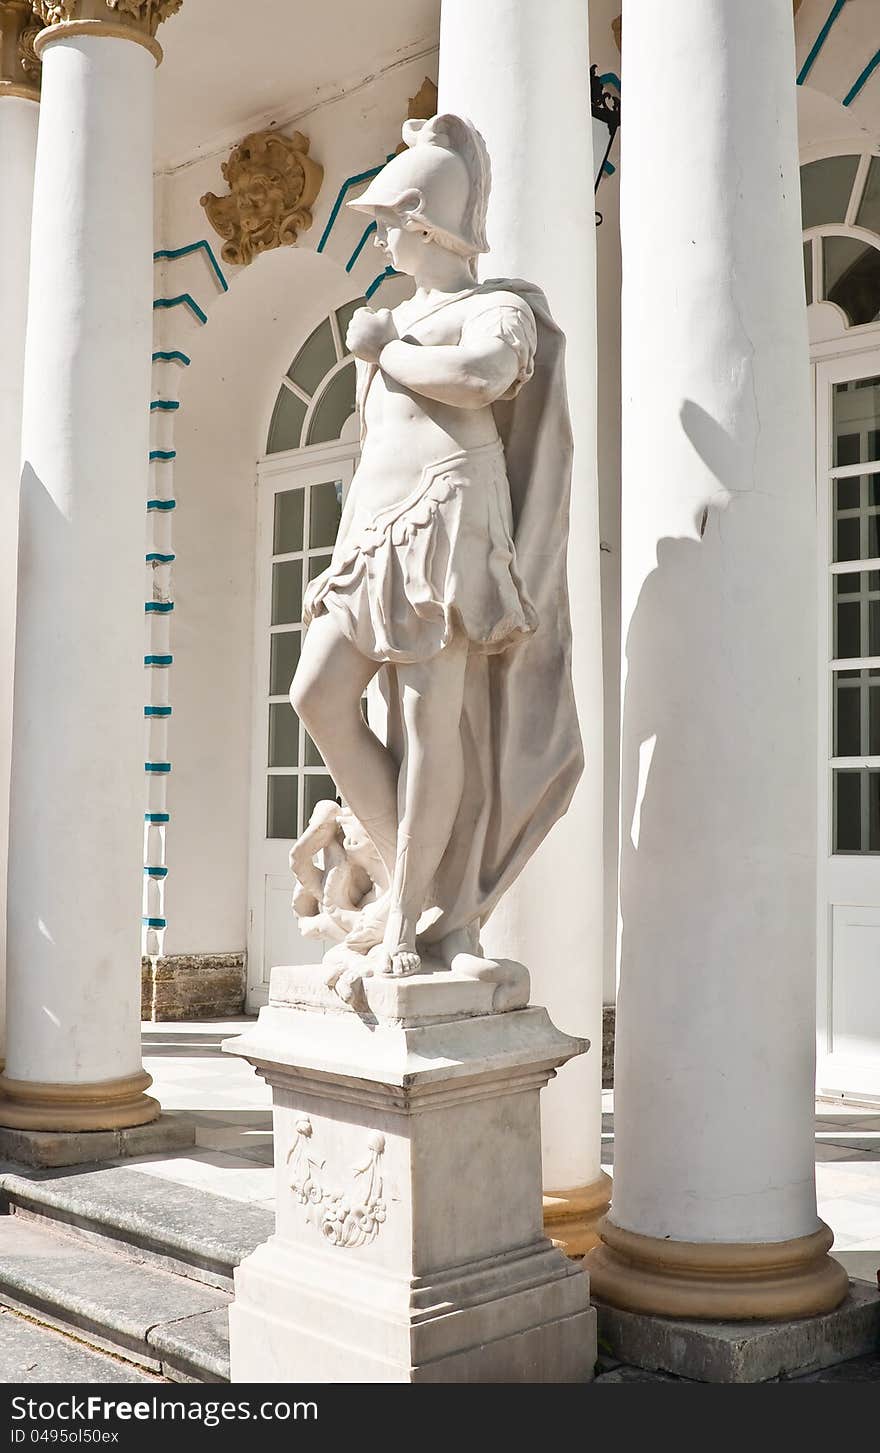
xmin=316 ymin=279 xmax=584 ymax=941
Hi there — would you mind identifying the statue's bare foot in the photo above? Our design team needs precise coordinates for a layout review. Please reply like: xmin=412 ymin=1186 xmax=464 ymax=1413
xmin=379 ymin=946 xmax=421 ymax=978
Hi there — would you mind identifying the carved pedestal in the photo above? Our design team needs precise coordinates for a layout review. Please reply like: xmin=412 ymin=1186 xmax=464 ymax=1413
xmin=223 ymin=966 xmax=596 ymax=1383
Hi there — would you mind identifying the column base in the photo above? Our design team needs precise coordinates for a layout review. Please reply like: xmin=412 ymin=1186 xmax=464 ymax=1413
xmin=544 ymin=1171 xmax=612 ymax=1257
xmin=0 ymin=1071 xmax=160 ymax=1132
xmin=586 ymin=1217 xmax=850 ymax=1321
xmin=593 ymin=1281 xmax=880 ymax=1383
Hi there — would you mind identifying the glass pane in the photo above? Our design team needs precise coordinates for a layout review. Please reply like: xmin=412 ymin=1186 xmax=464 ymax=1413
xmin=804 ymin=241 xmax=813 ymax=306
xmin=800 ymin=155 xmax=860 ymax=230
xmin=835 ymin=516 xmax=861 ymax=562
xmin=267 ymin=774 xmax=299 ymax=839
xmin=855 ymin=155 xmax=880 ymax=235
xmin=871 ymin=681 xmax=880 ymax=755
xmin=836 ymin=597 xmax=861 ymax=657
xmin=271 ymin=559 xmax=303 ymax=625
xmin=266 ymin=387 xmax=307 ymax=454
xmin=288 ymin=318 xmax=336 ymax=396
xmin=269 ymin=630 xmax=301 ymax=696
xmin=824 ymin=237 xmax=880 ymax=326
xmin=308 ymin=553 xmax=333 ymax=582
xmin=834 ymin=380 xmax=880 ymax=466
xmin=834 ymin=770 xmax=862 ymax=852
xmin=309 ymin=480 xmax=343 ymax=547
xmin=273 ymin=489 xmax=305 ymax=554
xmin=834 ymin=573 xmax=880 ymax=657
xmin=307 ymin=362 xmax=358 ymax=446
xmin=835 ymin=475 xmax=860 ymax=510
xmin=304 ymin=773 xmax=338 ymax=823
xmin=835 ymin=679 xmax=861 ymax=756
xmin=304 ymin=731 xmax=324 ymax=768
xmin=268 ymin=703 xmax=299 ymax=768
xmin=336 ymin=297 xmax=366 ymax=350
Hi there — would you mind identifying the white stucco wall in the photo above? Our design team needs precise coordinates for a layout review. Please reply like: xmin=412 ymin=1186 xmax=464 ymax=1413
xmin=154 ymin=52 xmax=438 ymax=957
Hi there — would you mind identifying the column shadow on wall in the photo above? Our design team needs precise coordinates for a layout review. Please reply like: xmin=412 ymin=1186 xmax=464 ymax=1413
xmin=613 ymin=399 xmax=752 ymax=1213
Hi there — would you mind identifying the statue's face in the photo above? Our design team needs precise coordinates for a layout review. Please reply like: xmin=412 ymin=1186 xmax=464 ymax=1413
xmin=372 ymin=208 xmax=431 ymax=278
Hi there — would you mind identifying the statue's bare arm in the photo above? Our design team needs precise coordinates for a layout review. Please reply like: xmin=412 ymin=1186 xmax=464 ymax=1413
xmin=377 ymin=336 xmax=520 ymax=409
xmin=346 ymin=305 xmax=521 ymax=409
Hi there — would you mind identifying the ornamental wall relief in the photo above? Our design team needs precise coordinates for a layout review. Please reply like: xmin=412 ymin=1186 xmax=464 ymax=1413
xmin=200 ymin=129 xmax=323 ymax=268
xmin=287 ymin=1115 xmax=387 ymax=1249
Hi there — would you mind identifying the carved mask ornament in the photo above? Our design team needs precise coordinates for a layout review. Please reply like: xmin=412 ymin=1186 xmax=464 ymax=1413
xmin=201 ymin=129 xmax=324 ymax=269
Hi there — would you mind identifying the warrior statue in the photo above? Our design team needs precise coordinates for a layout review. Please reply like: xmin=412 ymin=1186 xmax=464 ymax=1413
xmin=289 ymin=113 xmax=582 ymax=991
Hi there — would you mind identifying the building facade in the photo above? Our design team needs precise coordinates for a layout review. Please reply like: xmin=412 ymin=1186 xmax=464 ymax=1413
xmin=0 ymin=0 xmax=879 ymax=1308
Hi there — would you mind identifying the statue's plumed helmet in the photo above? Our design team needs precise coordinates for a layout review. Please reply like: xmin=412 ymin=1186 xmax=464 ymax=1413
xmin=347 ymin=114 xmax=490 ymax=260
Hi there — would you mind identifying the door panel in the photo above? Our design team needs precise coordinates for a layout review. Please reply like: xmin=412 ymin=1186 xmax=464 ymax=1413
xmin=817 ymin=354 xmax=880 ymax=1099
xmin=246 ymin=443 xmax=357 ymax=1010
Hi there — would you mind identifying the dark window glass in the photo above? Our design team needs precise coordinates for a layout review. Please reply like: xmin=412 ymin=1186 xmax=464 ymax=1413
xmin=835 ymin=680 xmax=861 ymax=756
xmin=271 ymin=560 xmax=303 ymax=625
xmin=269 ymin=631 xmax=301 ymax=696
xmin=266 ymin=388 xmax=307 ymax=454
xmin=273 ymin=489 xmax=305 ymax=554
xmin=835 ymin=770 xmax=861 ymax=851
xmin=801 ymin=155 xmax=860 ymax=229
xmin=836 ymin=516 xmax=861 ymax=562
xmin=836 ymin=599 xmax=861 ymax=657
xmin=309 ymin=481 xmax=343 ymax=548
xmin=267 ymin=775 xmax=299 ymax=839
xmin=825 ymin=237 xmax=880 ymax=327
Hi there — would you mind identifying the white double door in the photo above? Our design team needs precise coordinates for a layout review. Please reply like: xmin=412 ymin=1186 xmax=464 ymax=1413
xmin=246 ymin=440 xmax=358 ymax=1010
xmin=816 ymin=349 xmax=880 ymax=1099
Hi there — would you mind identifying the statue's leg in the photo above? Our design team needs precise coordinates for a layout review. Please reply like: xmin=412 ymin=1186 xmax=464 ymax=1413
xmin=290 ymin=614 xmax=399 ymax=877
xmin=380 ymin=631 xmax=469 ymax=977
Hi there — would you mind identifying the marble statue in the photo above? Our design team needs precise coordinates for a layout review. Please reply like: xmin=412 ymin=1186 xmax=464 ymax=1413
xmin=289 ymin=113 xmax=582 ymax=995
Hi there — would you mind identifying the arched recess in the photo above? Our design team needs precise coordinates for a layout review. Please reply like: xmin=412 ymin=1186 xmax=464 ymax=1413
xmin=163 ymin=246 xmax=366 ymax=960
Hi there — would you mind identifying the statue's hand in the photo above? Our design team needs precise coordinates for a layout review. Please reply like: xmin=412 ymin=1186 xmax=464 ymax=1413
xmin=346 ymin=307 xmax=397 ymax=363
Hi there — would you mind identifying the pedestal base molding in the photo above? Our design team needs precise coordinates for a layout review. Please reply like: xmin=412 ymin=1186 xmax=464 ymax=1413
xmin=544 ymin=1171 xmax=612 ymax=1258
xmin=0 ymin=1070 xmax=160 ymax=1131
xmin=587 ymin=1217 xmax=850 ymax=1322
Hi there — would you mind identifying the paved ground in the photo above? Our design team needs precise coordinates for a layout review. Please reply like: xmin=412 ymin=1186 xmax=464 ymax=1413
xmin=135 ymin=1018 xmax=880 ymax=1288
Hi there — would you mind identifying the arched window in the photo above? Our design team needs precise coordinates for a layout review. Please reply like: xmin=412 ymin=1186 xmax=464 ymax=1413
xmin=266 ymin=299 xmax=363 ymax=453
xmin=802 ymin=152 xmax=880 ymax=328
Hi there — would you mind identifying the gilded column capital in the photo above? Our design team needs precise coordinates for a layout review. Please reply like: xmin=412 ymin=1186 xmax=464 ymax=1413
xmin=32 ymin=1 xmax=182 ymax=66
xmin=0 ymin=2 xmax=44 ymax=101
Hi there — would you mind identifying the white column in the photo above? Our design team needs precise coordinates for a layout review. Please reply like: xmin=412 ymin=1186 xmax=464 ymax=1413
xmin=587 ymin=0 xmax=847 ymax=1318
xmin=0 ymin=15 xmax=168 ymax=1130
xmin=0 ymin=3 xmax=40 ymax=1067
xmin=439 ymin=0 xmax=608 ymax=1250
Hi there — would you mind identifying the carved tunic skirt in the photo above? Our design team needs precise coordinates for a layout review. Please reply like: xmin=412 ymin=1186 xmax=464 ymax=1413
xmin=303 ymin=438 xmax=538 ymax=665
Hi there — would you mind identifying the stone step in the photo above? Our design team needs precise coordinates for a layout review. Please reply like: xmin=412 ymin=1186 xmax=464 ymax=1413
xmin=0 ymin=1165 xmax=273 ymax=1292
xmin=0 ymin=1304 xmax=166 ymax=1384
xmin=0 ymin=1217 xmax=231 ymax=1382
